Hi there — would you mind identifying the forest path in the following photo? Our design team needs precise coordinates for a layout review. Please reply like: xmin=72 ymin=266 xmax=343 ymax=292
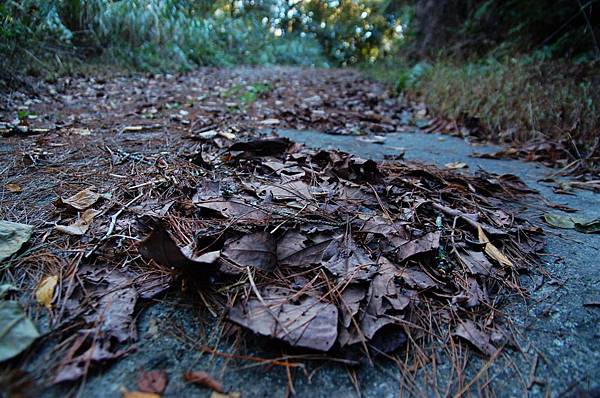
xmin=0 ymin=67 xmax=598 ymax=397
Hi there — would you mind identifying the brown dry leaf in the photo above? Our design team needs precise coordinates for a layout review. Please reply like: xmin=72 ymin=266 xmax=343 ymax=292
xmin=346 ymin=258 xmax=409 ymax=349
xmin=398 ymin=268 xmax=437 ymax=289
xmin=35 ymin=275 xmax=58 ymax=309
xmin=222 ymin=232 xmax=277 ymax=271
xmin=54 ymin=337 xmax=128 ymax=383
xmin=395 ymin=231 xmax=441 ymax=262
xmin=477 ymin=225 xmax=513 ymax=267
xmin=322 ymin=236 xmax=377 ymax=281
xmin=228 ymin=137 xmax=291 ymax=157
xmin=139 ymin=227 xmax=220 ymax=274
xmin=59 ymin=189 xmax=101 ymax=210
xmin=5 ymin=183 xmax=22 ymax=193
xmin=228 ymin=291 xmax=338 ymax=351
xmin=459 ymin=250 xmax=495 ymax=276
xmin=122 ymin=391 xmax=160 ymax=398
xmin=82 ymin=270 xmax=138 ymax=343
xmin=183 ymin=371 xmax=224 ymax=393
xmin=194 ymin=199 xmax=268 ymax=223
xmin=277 ymin=234 xmax=333 ymax=267
xmin=453 ymin=320 xmax=497 ymax=356
xmin=259 ymin=180 xmax=313 ymax=201
xmin=55 ymin=209 xmax=100 ymax=235
xmin=339 ymin=285 xmax=367 ymax=328
xmin=211 ymin=392 xmax=241 ymax=398
xmin=138 ymin=369 xmax=168 ymax=394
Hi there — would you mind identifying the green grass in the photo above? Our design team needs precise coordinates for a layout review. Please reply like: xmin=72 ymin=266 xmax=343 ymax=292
xmin=223 ymin=83 xmax=272 ymax=107
xmin=367 ymin=57 xmax=600 ymax=155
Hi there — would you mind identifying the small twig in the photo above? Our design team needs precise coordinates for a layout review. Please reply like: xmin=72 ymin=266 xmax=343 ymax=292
xmin=527 ymin=353 xmax=539 ymax=389
xmin=85 ymin=193 xmax=143 ymax=258
xmin=270 ymin=203 xmax=308 ymax=233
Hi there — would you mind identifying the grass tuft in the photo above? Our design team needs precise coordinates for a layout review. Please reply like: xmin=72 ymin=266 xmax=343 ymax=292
xmin=367 ymin=57 xmax=600 ymax=156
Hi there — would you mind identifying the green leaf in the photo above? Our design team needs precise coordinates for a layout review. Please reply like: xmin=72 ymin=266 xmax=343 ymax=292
xmin=0 ymin=284 xmax=16 ymax=299
xmin=543 ymin=213 xmax=576 ymax=229
xmin=543 ymin=213 xmax=600 ymax=234
xmin=0 ymin=301 xmax=39 ymax=362
xmin=0 ymin=220 xmax=33 ymax=262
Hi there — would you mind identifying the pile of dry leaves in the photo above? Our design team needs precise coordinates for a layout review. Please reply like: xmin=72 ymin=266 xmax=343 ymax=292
xmin=0 ymin=68 xmax=546 ymax=391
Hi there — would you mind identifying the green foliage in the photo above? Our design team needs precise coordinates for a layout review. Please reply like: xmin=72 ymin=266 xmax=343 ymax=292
xmin=224 ymin=83 xmax=272 ymax=106
xmin=394 ymin=62 xmax=430 ymax=91
xmin=0 ymin=0 xmax=404 ymax=72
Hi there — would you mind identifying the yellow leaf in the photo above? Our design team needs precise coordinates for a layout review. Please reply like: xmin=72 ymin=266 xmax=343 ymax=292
xmin=477 ymin=225 xmax=513 ymax=267
xmin=122 ymin=392 xmax=161 ymax=398
xmin=6 ymin=183 xmax=22 ymax=193
xmin=211 ymin=392 xmax=241 ymax=398
xmin=55 ymin=209 xmax=100 ymax=236
xmin=36 ymin=275 xmax=58 ymax=309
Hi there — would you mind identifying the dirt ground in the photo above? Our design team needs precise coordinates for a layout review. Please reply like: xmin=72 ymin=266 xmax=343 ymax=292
xmin=0 ymin=67 xmax=598 ymax=397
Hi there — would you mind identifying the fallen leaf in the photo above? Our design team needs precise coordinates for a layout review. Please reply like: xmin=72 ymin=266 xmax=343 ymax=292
xmin=138 ymin=369 xmax=168 ymax=394
xmin=459 ymin=250 xmax=495 ymax=276
xmin=5 ymin=183 xmax=22 ymax=193
xmin=194 ymin=199 xmax=268 ymax=223
xmin=453 ymin=320 xmax=497 ymax=356
xmin=139 ymin=227 xmax=220 ymax=274
xmin=477 ymin=226 xmax=512 ymax=267
xmin=183 ymin=371 xmax=224 ymax=393
xmin=35 ymin=275 xmax=58 ymax=309
xmin=277 ymin=234 xmax=333 ymax=267
xmin=322 ymin=236 xmax=377 ymax=281
xmin=543 ymin=213 xmax=576 ymax=229
xmin=340 ymin=285 xmax=367 ymax=329
xmin=210 ymin=392 xmax=241 ymax=398
xmin=259 ymin=180 xmax=313 ymax=201
xmin=543 ymin=213 xmax=600 ymax=234
xmin=53 ymin=336 xmax=128 ymax=383
xmin=228 ymin=137 xmax=291 ymax=157
xmin=0 ymin=220 xmax=33 ymax=262
xmin=0 ymin=284 xmax=17 ymax=298
xmin=350 ymin=258 xmax=409 ymax=347
xmin=123 ymin=391 xmax=160 ymax=398
xmin=82 ymin=270 xmax=138 ymax=343
xmin=58 ymin=189 xmax=100 ymax=210
xmin=222 ymin=232 xmax=277 ymax=271
xmin=228 ymin=291 xmax=338 ymax=351
xmin=0 ymin=301 xmax=40 ymax=362
xmin=395 ymin=231 xmax=441 ymax=262
xmin=398 ymin=267 xmax=437 ymax=289
xmin=55 ymin=209 xmax=100 ymax=235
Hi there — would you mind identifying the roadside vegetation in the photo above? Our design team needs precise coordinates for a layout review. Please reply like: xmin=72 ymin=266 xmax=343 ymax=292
xmin=367 ymin=1 xmax=600 ymax=159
